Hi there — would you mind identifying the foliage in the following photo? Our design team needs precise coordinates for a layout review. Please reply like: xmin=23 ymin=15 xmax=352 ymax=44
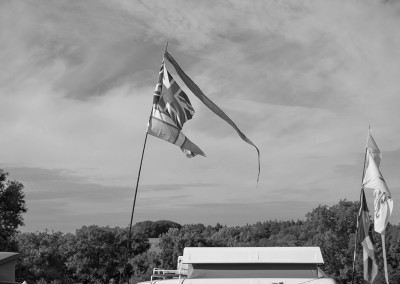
xmin=300 ymin=200 xmax=360 ymax=282
xmin=11 ymin=201 xmax=400 ymax=284
xmin=155 ymin=200 xmax=400 ymax=284
xmin=132 ymin=220 xmax=181 ymax=238
xmin=0 ymin=169 xmax=27 ymax=251
xmin=64 ymin=225 xmax=149 ymax=284
xmin=15 ymin=230 xmax=73 ymax=283
xmin=129 ymin=251 xmax=162 ymax=282
xmin=158 ymin=223 xmax=223 ymax=269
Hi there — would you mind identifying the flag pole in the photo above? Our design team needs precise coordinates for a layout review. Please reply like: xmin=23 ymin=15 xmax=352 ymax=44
xmin=123 ymin=130 xmax=149 ymax=279
xmin=351 ymin=131 xmax=369 ymax=284
xmin=382 ymin=232 xmax=389 ymax=283
xmin=123 ymin=45 xmax=168 ymax=281
xmin=369 ymin=125 xmax=391 ymax=284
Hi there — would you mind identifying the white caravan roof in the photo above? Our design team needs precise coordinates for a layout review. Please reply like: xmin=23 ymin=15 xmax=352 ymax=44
xmin=181 ymin=247 xmax=324 ymax=264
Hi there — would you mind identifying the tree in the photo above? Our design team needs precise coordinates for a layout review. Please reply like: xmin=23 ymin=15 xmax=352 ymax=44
xmin=0 ymin=169 xmax=27 ymax=251
xmin=300 ymin=200 xmax=360 ymax=283
xmin=158 ymin=224 xmax=211 ymax=269
xmin=15 ymin=230 xmax=73 ymax=283
xmin=132 ymin=220 xmax=181 ymax=238
xmin=65 ymin=225 xmax=150 ymax=283
xmin=385 ymin=223 xmax=400 ymax=283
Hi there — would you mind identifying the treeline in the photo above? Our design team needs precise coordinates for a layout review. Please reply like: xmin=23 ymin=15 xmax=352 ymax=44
xmin=8 ymin=201 xmax=400 ymax=284
xmin=12 ymin=220 xmax=180 ymax=284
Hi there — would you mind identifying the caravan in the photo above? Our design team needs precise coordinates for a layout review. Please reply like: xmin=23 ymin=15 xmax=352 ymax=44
xmin=138 ymin=247 xmax=337 ymax=284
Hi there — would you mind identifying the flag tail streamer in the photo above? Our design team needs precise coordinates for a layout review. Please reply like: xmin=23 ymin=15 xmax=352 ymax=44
xmin=164 ymin=51 xmax=260 ymax=182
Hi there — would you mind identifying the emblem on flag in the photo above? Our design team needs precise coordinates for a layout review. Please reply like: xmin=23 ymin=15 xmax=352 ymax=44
xmin=362 ymin=133 xmax=393 ymax=234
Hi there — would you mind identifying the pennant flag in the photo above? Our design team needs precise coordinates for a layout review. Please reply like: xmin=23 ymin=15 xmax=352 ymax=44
xmin=164 ymin=51 xmax=261 ymax=181
xmin=147 ymin=60 xmax=205 ymax=158
xmin=367 ymin=132 xmax=382 ymax=167
xmin=357 ymin=188 xmax=378 ymax=283
xmin=362 ymin=132 xmax=393 ymax=234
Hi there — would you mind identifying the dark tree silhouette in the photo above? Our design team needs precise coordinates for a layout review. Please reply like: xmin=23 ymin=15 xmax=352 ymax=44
xmin=0 ymin=169 xmax=27 ymax=251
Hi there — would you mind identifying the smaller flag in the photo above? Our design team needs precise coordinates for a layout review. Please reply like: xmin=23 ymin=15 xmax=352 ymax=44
xmin=357 ymin=188 xmax=378 ymax=283
xmin=147 ymin=60 xmax=205 ymax=158
xmin=362 ymin=133 xmax=393 ymax=234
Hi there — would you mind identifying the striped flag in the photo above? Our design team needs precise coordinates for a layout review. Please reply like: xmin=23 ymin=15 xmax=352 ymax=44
xmin=357 ymin=188 xmax=378 ymax=283
xmin=362 ymin=132 xmax=393 ymax=234
xmin=147 ymin=60 xmax=205 ymax=158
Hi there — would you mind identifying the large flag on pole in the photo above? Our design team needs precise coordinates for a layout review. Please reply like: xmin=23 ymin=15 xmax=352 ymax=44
xmin=147 ymin=60 xmax=205 ymax=158
xmin=164 ymin=51 xmax=261 ymax=181
xmin=357 ymin=188 xmax=378 ymax=283
xmin=362 ymin=132 xmax=393 ymax=234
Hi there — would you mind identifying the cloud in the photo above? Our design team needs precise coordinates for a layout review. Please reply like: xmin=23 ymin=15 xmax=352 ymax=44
xmin=0 ymin=0 xmax=164 ymax=99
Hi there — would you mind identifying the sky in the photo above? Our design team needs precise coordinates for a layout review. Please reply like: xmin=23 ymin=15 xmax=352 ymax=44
xmin=1 ymin=0 xmax=400 ymax=233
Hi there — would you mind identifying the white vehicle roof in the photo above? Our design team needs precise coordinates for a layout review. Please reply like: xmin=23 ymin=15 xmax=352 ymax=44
xmin=137 ymin=247 xmax=337 ymax=284
xmin=181 ymin=247 xmax=324 ymax=264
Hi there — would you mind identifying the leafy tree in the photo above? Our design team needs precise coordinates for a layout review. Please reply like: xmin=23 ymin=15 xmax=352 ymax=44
xmin=65 ymin=225 xmax=149 ymax=283
xmin=385 ymin=224 xmax=400 ymax=283
xmin=15 ymin=230 xmax=73 ymax=283
xmin=0 ymin=169 xmax=27 ymax=251
xmin=301 ymin=200 xmax=361 ymax=283
xmin=158 ymin=224 xmax=211 ymax=269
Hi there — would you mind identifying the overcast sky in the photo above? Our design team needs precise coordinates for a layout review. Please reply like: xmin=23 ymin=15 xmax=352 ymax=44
xmin=1 ymin=0 xmax=399 ymax=233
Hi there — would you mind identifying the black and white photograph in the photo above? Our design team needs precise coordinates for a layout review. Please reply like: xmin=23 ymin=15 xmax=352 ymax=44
xmin=0 ymin=1 xmax=399 ymax=283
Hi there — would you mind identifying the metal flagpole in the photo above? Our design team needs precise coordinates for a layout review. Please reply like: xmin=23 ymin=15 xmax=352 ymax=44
xmin=351 ymin=130 xmax=369 ymax=284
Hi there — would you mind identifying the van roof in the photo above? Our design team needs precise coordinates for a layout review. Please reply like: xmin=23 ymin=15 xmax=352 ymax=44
xmin=181 ymin=247 xmax=324 ymax=264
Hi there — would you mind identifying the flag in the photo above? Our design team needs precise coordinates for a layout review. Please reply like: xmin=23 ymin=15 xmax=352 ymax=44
xmin=357 ymin=188 xmax=378 ymax=283
xmin=164 ymin=51 xmax=260 ymax=181
xmin=147 ymin=60 xmax=205 ymax=158
xmin=366 ymin=132 xmax=381 ymax=167
xmin=362 ymin=132 xmax=393 ymax=234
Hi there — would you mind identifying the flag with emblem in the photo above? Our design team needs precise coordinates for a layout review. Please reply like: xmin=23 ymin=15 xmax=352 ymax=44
xmin=362 ymin=132 xmax=393 ymax=234
xmin=357 ymin=188 xmax=378 ymax=283
xmin=147 ymin=60 xmax=205 ymax=158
